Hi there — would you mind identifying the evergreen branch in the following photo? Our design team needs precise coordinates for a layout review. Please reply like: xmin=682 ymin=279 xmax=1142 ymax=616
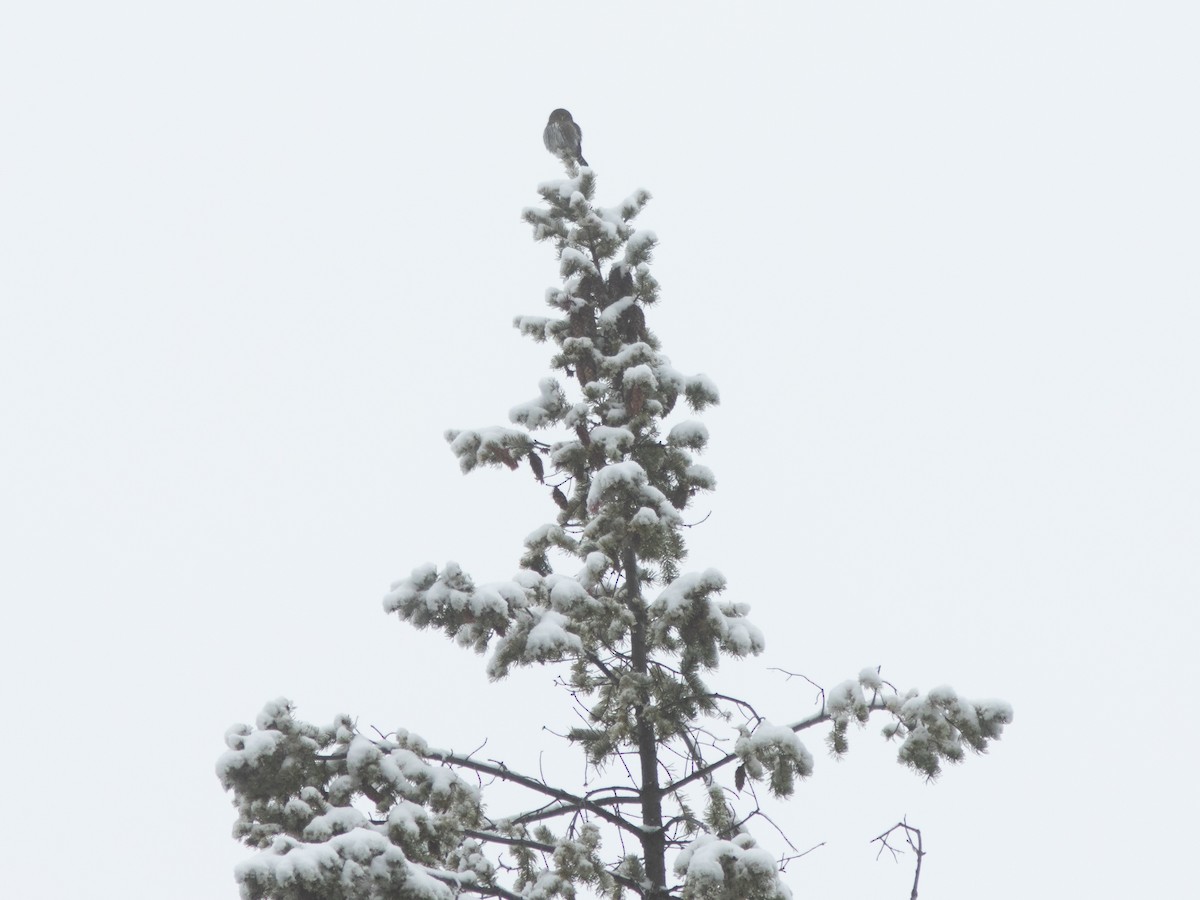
xmin=658 ymin=742 xmax=764 ymax=796
xmin=609 ymin=869 xmax=648 ymax=898
xmin=505 ymin=793 xmax=641 ymax=829
xmin=584 ymin=235 xmax=605 ymax=284
xmin=467 ymin=830 xmax=647 ymax=898
xmin=421 ymin=869 xmax=525 ymax=900
xmin=599 ymin=640 xmax=633 ymax=666
xmin=661 ymin=701 xmax=889 ymax=794
xmin=316 ymin=745 xmax=643 ymax=837
xmin=504 ymin=799 xmax=578 ymax=828
xmin=464 ymin=829 xmax=555 ymax=853
xmin=432 ymin=750 xmax=644 ymax=838
xmin=585 ymin=651 xmax=621 ymax=684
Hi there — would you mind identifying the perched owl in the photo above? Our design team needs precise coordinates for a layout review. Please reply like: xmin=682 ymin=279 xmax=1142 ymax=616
xmin=543 ymin=108 xmax=588 ymax=167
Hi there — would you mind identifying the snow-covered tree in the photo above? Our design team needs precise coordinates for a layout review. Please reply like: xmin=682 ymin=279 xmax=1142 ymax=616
xmin=217 ymin=151 xmax=1012 ymax=900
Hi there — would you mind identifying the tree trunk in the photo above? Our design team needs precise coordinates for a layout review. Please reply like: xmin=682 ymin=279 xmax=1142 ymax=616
xmin=624 ymin=546 xmax=669 ymax=899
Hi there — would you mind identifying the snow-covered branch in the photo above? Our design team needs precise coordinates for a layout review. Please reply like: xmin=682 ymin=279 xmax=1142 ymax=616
xmin=665 ymin=670 xmax=1013 ymax=796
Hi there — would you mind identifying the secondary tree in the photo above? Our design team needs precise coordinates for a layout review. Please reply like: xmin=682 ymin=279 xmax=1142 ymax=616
xmin=217 ymin=138 xmax=1012 ymax=900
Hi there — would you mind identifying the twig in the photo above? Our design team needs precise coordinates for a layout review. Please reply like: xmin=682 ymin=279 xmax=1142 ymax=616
xmin=871 ymin=818 xmax=925 ymax=900
xmin=778 ymin=841 xmax=826 ymax=871
xmin=768 ymin=668 xmax=826 ymax=710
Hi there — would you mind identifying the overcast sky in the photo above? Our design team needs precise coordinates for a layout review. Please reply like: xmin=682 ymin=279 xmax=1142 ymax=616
xmin=2 ymin=3 xmax=1197 ymax=898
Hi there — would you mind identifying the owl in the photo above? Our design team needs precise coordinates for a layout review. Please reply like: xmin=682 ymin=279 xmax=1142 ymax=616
xmin=543 ymin=108 xmax=589 ymax=167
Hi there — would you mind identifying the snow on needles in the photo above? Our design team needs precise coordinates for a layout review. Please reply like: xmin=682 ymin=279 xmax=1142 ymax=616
xmin=509 ymin=378 xmax=568 ymax=429
xmin=525 ymin=608 xmax=584 ymax=656
xmin=652 ymin=569 xmax=765 ymax=658
xmin=586 ymin=460 xmax=680 ymax=521
xmin=445 ymin=426 xmax=529 ymax=473
xmin=823 ymin=671 xmax=1014 ymax=777
xmin=674 ymin=833 xmax=792 ymax=900
xmin=667 ymin=420 xmax=708 ymax=450
xmin=383 ymin=562 xmax=511 ymax=623
xmin=734 ymin=721 xmax=814 ymax=795
xmin=235 ymin=830 xmax=456 ymax=900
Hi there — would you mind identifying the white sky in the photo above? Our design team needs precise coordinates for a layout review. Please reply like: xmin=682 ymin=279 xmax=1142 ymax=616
xmin=2 ymin=3 xmax=1197 ymax=897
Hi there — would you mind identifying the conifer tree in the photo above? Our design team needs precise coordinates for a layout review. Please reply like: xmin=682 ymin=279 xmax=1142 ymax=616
xmin=217 ymin=147 xmax=1012 ymax=900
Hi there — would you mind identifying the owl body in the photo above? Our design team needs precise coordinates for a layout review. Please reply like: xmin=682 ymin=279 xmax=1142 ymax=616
xmin=543 ymin=108 xmax=588 ymax=167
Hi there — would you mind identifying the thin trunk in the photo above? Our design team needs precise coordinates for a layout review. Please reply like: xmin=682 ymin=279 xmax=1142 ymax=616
xmin=624 ymin=546 xmax=668 ymax=899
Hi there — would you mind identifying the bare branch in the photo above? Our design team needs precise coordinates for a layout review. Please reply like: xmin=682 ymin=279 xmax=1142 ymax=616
xmin=778 ymin=841 xmax=826 ymax=871
xmin=710 ymin=691 xmax=764 ymax=727
xmin=585 ymin=784 xmax=642 ymax=800
xmin=768 ymin=668 xmax=826 ymax=709
xmin=871 ymin=818 xmax=925 ymax=900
